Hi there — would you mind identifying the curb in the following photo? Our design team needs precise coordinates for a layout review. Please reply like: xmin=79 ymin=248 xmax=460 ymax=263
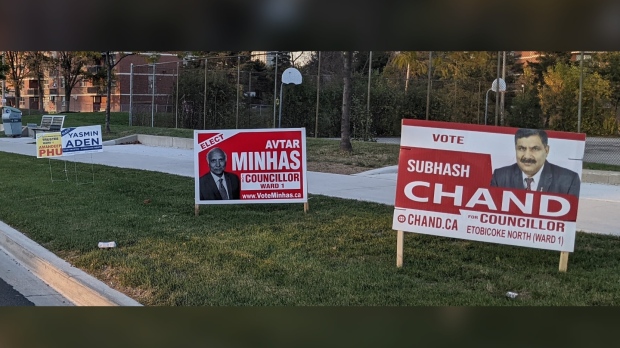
xmin=582 ymin=169 xmax=620 ymax=185
xmin=103 ymin=134 xmax=138 ymax=146
xmin=103 ymin=134 xmax=193 ymax=149
xmin=0 ymin=221 xmax=142 ymax=306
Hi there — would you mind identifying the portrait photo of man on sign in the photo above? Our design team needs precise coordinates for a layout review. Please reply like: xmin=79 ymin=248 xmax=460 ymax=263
xmin=199 ymin=147 xmax=241 ymax=200
xmin=490 ymin=128 xmax=581 ymax=197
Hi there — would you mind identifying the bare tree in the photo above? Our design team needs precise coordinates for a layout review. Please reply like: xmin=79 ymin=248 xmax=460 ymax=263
xmin=24 ymin=51 xmax=51 ymax=113
xmin=5 ymin=51 xmax=27 ymax=108
xmin=101 ymin=51 xmax=134 ymax=133
xmin=55 ymin=51 xmax=97 ymax=112
xmin=340 ymin=51 xmax=353 ymax=153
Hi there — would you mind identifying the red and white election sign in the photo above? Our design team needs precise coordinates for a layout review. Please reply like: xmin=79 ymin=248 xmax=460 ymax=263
xmin=392 ymin=119 xmax=585 ymax=252
xmin=194 ymin=128 xmax=308 ymax=204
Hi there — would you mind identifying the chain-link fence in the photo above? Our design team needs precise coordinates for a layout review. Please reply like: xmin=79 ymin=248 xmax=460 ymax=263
xmin=128 ymin=59 xmax=276 ymax=131
xmin=373 ymin=136 xmax=620 ymax=166
xmin=125 ymin=56 xmax=620 ymax=165
xmin=584 ymin=137 xmax=620 ymax=166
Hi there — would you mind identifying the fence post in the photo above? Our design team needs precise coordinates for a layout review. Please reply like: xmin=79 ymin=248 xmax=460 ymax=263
xmin=236 ymin=55 xmax=240 ymax=129
xmin=129 ymin=63 xmax=133 ymax=126
xmin=273 ymin=52 xmax=278 ymax=128
xmin=203 ymin=58 xmax=207 ymax=130
xmin=315 ymin=51 xmax=320 ymax=138
xmin=151 ymin=64 xmax=155 ymax=127
xmin=176 ymin=61 xmax=179 ymax=129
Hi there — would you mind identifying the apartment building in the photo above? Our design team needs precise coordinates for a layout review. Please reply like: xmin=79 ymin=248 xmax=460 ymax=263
xmin=13 ymin=52 xmax=183 ymax=113
xmin=251 ymin=51 xmax=313 ymax=67
xmin=14 ymin=51 xmax=314 ymax=113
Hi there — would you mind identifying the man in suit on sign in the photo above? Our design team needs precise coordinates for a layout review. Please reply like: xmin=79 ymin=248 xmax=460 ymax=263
xmin=490 ymin=128 xmax=580 ymax=198
xmin=199 ymin=147 xmax=241 ymax=200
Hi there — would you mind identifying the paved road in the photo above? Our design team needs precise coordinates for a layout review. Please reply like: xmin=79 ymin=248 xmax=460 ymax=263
xmin=0 ymin=245 xmax=73 ymax=306
xmin=0 ymin=277 xmax=34 ymax=306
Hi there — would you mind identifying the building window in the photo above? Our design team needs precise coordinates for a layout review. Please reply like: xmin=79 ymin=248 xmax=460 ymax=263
xmin=93 ymin=96 xmax=101 ymax=103
xmin=80 ymin=78 xmax=88 ymax=87
xmin=60 ymin=78 xmax=65 ymax=88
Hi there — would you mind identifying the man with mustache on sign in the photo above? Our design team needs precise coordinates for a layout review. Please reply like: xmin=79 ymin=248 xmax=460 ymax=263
xmin=490 ymin=128 xmax=581 ymax=198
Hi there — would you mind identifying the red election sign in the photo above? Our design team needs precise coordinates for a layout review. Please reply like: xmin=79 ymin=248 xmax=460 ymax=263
xmin=392 ymin=119 xmax=585 ymax=252
xmin=194 ymin=128 xmax=308 ymax=205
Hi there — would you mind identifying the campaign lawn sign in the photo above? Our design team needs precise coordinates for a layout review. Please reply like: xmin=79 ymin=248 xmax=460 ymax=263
xmin=36 ymin=132 xmax=63 ymax=158
xmin=392 ymin=119 xmax=585 ymax=271
xmin=60 ymin=125 xmax=103 ymax=155
xmin=194 ymin=128 xmax=308 ymax=213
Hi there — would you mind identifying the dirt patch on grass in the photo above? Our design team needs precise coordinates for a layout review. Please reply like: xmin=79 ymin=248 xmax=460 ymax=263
xmin=56 ymin=250 xmax=151 ymax=305
xmin=307 ymin=162 xmax=371 ymax=175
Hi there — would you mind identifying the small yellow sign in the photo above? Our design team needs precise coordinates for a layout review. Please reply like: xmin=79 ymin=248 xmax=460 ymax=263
xmin=36 ymin=132 xmax=63 ymax=158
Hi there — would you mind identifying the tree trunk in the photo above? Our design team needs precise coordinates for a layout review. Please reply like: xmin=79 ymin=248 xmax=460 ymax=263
xmin=105 ymin=52 xmax=112 ymax=133
xmin=14 ymin=88 xmax=20 ymax=108
xmin=64 ymin=88 xmax=71 ymax=112
xmin=405 ymin=62 xmax=410 ymax=93
xmin=340 ymin=51 xmax=353 ymax=152
xmin=37 ymin=74 xmax=45 ymax=113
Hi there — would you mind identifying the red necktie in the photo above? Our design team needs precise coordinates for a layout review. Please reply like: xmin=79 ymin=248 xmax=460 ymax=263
xmin=525 ymin=177 xmax=534 ymax=190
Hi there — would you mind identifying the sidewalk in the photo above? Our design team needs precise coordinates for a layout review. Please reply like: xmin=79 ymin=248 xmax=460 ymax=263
xmin=1 ymin=135 xmax=619 ymax=305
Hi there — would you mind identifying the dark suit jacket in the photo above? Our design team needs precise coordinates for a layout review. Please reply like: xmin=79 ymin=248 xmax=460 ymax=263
xmin=199 ymin=171 xmax=241 ymax=200
xmin=490 ymin=160 xmax=580 ymax=197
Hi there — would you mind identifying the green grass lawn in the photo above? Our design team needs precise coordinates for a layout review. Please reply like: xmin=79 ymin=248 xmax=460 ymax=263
xmin=583 ymin=162 xmax=620 ymax=171
xmin=1 ymin=150 xmax=620 ymax=306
